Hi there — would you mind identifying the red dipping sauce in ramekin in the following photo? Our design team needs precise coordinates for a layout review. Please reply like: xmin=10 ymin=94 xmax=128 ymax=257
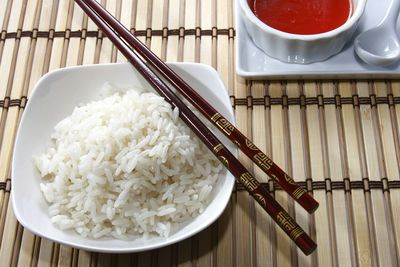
xmin=249 ymin=0 xmax=353 ymax=35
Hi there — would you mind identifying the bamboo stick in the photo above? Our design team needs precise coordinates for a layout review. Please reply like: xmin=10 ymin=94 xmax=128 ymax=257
xmin=356 ymin=81 xmax=387 ymax=267
xmin=149 ymin=0 xmax=165 ymax=59
xmin=13 ymin=1 xmax=42 ymax=266
xmin=0 ymin=0 xmax=11 ymax=33
xmin=299 ymin=81 xmax=319 ymax=267
xmin=176 ymin=238 xmax=192 ymax=267
xmin=271 ymin=81 xmax=292 ymax=266
xmin=137 ymin=251 xmax=152 ymax=267
xmin=77 ymin=250 xmax=93 ymax=267
xmin=17 ymin=230 xmax=37 ymax=266
xmin=97 ymin=1 xmax=116 ymax=63
xmin=115 ymin=0 xmax=133 ymax=62
xmin=0 ymin=5 xmax=31 ymax=264
xmin=165 ymin=0 xmax=179 ymax=62
xmin=340 ymin=81 xmax=373 ymax=267
xmin=183 ymin=0 xmax=196 ymax=62
xmin=287 ymin=81 xmax=311 ymax=267
xmin=252 ymin=81 xmax=275 ymax=266
xmin=316 ymin=82 xmax=339 ymax=267
xmin=0 ymin=185 xmax=16 ymax=266
xmin=321 ymin=81 xmax=353 ymax=267
xmin=365 ymin=81 xmax=398 ymax=266
xmin=234 ymin=77 xmax=253 ymax=267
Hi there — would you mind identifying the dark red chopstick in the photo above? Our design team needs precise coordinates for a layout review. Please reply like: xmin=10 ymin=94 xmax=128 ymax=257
xmin=80 ymin=0 xmax=318 ymax=214
xmin=75 ymin=0 xmax=317 ymax=255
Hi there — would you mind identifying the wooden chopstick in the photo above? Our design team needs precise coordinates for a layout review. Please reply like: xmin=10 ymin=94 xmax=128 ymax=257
xmin=79 ymin=0 xmax=318 ymax=214
xmin=75 ymin=0 xmax=317 ymax=255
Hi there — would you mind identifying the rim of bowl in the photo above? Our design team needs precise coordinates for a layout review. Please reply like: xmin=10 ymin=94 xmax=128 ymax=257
xmin=239 ymin=0 xmax=367 ymax=41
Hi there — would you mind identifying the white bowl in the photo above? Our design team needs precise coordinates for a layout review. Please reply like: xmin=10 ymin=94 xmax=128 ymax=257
xmin=12 ymin=62 xmax=236 ymax=253
xmin=239 ymin=0 xmax=367 ymax=64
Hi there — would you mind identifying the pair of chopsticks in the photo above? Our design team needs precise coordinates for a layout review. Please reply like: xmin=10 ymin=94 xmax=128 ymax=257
xmin=75 ymin=0 xmax=317 ymax=255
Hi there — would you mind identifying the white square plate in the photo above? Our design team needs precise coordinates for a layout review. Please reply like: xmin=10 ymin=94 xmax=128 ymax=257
xmin=12 ymin=62 xmax=235 ymax=253
xmin=236 ymin=0 xmax=400 ymax=79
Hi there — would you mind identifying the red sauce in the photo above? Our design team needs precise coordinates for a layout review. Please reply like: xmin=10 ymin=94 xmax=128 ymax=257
xmin=249 ymin=0 xmax=352 ymax=35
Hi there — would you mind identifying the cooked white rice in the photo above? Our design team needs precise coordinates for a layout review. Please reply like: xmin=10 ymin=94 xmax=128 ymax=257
xmin=34 ymin=85 xmax=223 ymax=239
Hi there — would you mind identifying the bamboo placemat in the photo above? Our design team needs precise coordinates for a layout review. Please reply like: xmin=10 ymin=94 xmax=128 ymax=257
xmin=1 ymin=0 xmax=400 ymax=266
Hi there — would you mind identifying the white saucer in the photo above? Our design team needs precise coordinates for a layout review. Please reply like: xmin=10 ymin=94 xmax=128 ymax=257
xmin=236 ymin=0 xmax=400 ymax=79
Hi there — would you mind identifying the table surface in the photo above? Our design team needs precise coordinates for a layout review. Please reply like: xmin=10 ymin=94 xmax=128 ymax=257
xmin=1 ymin=0 xmax=400 ymax=266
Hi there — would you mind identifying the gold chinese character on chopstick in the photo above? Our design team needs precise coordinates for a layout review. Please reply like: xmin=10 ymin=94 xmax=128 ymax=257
xmin=211 ymin=113 xmax=234 ymax=135
xmin=253 ymin=152 xmax=273 ymax=171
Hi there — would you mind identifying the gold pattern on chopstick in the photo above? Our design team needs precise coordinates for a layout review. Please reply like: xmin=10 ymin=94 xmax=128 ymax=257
xmin=277 ymin=211 xmax=305 ymax=241
xmin=218 ymin=156 xmax=229 ymax=167
xmin=290 ymin=227 xmax=304 ymax=240
xmin=276 ymin=211 xmax=297 ymax=231
xmin=234 ymin=140 xmax=241 ymax=147
xmin=254 ymin=193 xmax=266 ymax=206
xmin=211 ymin=113 xmax=234 ymax=135
xmin=217 ymin=119 xmax=234 ymax=135
xmin=245 ymin=139 xmax=258 ymax=150
xmin=211 ymin=112 xmax=221 ymax=122
xmin=254 ymin=152 xmax=273 ymax=171
xmin=292 ymin=187 xmax=305 ymax=199
xmin=213 ymin=143 xmax=224 ymax=154
xmin=284 ymin=174 xmax=298 ymax=185
xmin=239 ymin=172 xmax=259 ymax=191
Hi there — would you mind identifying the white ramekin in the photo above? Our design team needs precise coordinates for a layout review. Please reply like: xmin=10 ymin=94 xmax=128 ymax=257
xmin=239 ymin=0 xmax=367 ymax=64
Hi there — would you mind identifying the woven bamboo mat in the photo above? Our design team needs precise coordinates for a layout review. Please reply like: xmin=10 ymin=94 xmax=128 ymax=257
xmin=1 ymin=0 xmax=400 ymax=266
